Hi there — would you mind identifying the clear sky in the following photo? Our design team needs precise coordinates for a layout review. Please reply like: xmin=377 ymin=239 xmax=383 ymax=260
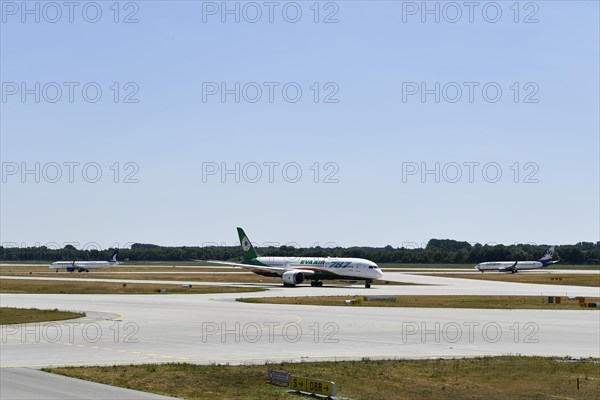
xmin=1 ymin=1 xmax=598 ymax=250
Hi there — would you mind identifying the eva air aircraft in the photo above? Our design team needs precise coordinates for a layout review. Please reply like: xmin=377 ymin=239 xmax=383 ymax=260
xmin=210 ymin=228 xmax=384 ymax=288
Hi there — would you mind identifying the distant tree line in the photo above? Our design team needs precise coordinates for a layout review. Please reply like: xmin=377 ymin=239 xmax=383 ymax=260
xmin=1 ymin=240 xmax=599 ymax=265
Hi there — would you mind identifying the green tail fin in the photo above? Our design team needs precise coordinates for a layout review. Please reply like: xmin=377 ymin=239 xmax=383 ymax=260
xmin=237 ymin=227 xmax=258 ymax=261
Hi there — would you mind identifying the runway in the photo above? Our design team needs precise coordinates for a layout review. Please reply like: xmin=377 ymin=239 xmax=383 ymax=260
xmin=1 ymin=272 xmax=598 ymax=399
xmin=1 ymin=294 xmax=598 ymax=368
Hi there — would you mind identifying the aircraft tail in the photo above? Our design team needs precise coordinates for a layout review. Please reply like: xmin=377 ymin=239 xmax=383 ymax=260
xmin=539 ymin=246 xmax=555 ymax=261
xmin=237 ymin=227 xmax=259 ymax=261
xmin=107 ymin=249 xmax=119 ymax=263
xmin=539 ymin=246 xmax=557 ymax=266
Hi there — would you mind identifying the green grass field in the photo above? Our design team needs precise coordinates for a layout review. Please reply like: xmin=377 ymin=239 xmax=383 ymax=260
xmin=238 ymin=295 xmax=600 ymax=310
xmin=0 ymin=265 xmax=246 ymax=273
xmin=0 ymin=307 xmax=85 ymax=325
xmin=379 ymin=263 xmax=599 ymax=270
xmin=46 ymin=357 xmax=600 ymax=400
xmin=0 ymin=279 xmax=264 ymax=295
xmin=427 ymin=273 xmax=600 ymax=287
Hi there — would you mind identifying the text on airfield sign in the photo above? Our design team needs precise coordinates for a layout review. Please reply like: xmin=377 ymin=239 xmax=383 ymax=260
xmin=290 ymin=375 xmax=337 ymax=396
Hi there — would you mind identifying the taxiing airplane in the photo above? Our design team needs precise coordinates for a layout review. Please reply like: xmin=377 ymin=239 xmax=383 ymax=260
xmin=208 ymin=228 xmax=384 ymax=288
xmin=475 ymin=246 xmax=558 ymax=273
xmin=50 ymin=250 xmax=119 ymax=273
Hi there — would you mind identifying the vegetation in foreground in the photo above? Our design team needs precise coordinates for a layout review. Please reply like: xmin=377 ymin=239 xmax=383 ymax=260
xmin=0 ymin=279 xmax=264 ymax=295
xmin=238 ymin=295 xmax=600 ymax=310
xmin=0 ymin=270 xmax=274 ymax=283
xmin=46 ymin=357 xmax=600 ymax=400
xmin=0 ymin=265 xmax=247 ymax=273
xmin=0 ymin=307 xmax=85 ymax=325
xmin=428 ymin=273 xmax=600 ymax=287
xmin=380 ymin=263 xmax=599 ymax=270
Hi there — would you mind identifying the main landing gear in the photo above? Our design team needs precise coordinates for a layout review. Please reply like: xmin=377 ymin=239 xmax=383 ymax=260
xmin=310 ymin=280 xmax=323 ymax=287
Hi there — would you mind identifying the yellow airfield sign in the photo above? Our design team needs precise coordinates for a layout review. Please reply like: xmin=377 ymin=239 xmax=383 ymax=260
xmin=290 ymin=375 xmax=337 ymax=396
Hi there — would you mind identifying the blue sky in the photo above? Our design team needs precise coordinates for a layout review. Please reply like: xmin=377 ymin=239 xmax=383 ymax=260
xmin=1 ymin=1 xmax=598 ymax=249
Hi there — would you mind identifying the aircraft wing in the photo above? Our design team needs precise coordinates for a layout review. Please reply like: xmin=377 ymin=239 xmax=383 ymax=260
xmin=203 ymin=260 xmax=259 ymax=268
xmin=73 ymin=262 xmax=90 ymax=268
xmin=499 ymin=261 xmax=518 ymax=272
xmin=190 ymin=259 xmax=269 ymax=270
xmin=203 ymin=260 xmax=316 ymax=276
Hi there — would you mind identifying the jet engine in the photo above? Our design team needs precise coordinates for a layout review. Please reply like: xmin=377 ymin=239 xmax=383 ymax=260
xmin=282 ymin=271 xmax=304 ymax=286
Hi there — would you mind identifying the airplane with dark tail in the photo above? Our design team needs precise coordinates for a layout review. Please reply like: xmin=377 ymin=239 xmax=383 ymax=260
xmin=50 ymin=250 xmax=119 ymax=273
xmin=475 ymin=246 xmax=558 ymax=273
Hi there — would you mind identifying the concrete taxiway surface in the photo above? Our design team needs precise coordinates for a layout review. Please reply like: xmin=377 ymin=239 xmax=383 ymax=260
xmin=0 ymin=368 xmax=179 ymax=399
xmin=1 ymin=272 xmax=599 ymax=370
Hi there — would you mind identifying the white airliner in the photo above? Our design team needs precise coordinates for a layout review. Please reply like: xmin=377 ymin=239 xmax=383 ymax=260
xmin=208 ymin=228 xmax=384 ymax=288
xmin=49 ymin=250 xmax=119 ymax=273
xmin=475 ymin=246 xmax=558 ymax=273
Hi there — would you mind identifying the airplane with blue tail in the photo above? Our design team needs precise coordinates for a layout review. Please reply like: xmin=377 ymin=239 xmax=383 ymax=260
xmin=475 ymin=246 xmax=558 ymax=273
xmin=49 ymin=250 xmax=119 ymax=273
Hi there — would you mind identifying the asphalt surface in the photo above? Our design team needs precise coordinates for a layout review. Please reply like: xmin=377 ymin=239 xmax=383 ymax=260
xmin=0 ymin=368 xmax=179 ymax=399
